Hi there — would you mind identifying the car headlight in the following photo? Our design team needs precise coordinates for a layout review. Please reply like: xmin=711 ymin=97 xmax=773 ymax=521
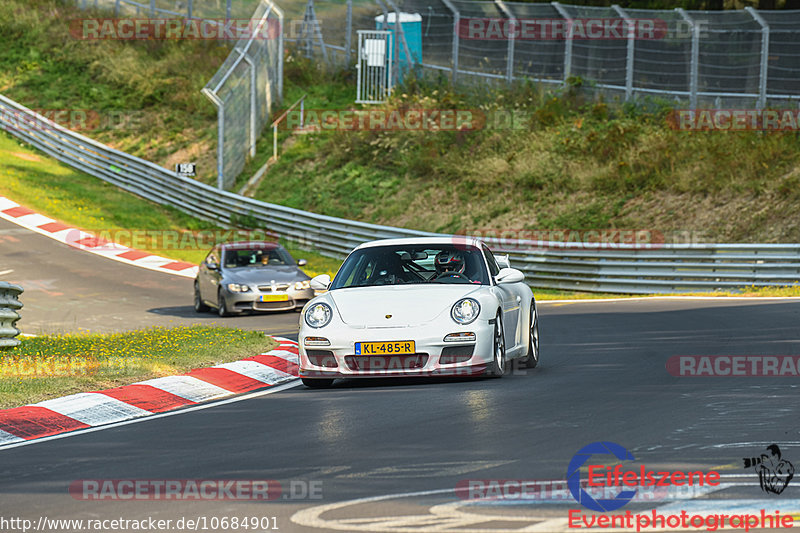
xmin=294 ymin=280 xmax=311 ymax=290
xmin=451 ymin=298 xmax=480 ymax=325
xmin=227 ymin=283 xmax=251 ymax=293
xmin=305 ymin=303 xmax=333 ymax=328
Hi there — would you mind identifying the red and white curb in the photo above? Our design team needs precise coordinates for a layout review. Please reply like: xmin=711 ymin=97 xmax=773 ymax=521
xmin=0 ymin=196 xmax=198 ymax=278
xmin=0 ymin=338 xmax=299 ymax=445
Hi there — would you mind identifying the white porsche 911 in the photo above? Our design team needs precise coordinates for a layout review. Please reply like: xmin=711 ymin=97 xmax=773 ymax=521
xmin=298 ymin=237 xmax=539 ymax=388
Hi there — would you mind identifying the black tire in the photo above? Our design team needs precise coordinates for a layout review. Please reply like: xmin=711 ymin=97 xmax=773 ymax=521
xmin=302 ymin=378 xmax=335 ymax=389
xmin=217 ymin=289 xmax=232 ymax=317
xmin=194 ymin=282 xmax=209 ymax=313
xmin=521 ymin=300 xmax=540 ymax=369
xmin=487 ymin=313 xmax=506 ymax=378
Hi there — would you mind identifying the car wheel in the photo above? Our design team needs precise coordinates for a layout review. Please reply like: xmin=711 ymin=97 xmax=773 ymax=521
xmin=217 ymin=289 xmax=232 ymax=317
xmin=522 ymin=301 xmax=539 ymax=369
xmin=194 ymin=282 xmax=209 ymax=313
xmin=302 ymin=378 xmax=334 ymax=389
xmin=487 ymin=313 xmax=506 ymax=377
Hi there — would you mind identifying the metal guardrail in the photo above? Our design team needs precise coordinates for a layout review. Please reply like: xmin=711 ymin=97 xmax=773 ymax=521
xmin=0 ymin=282 xmax=23 ymax=349
xmin=1 ymin=95 xmax=799 ymax=294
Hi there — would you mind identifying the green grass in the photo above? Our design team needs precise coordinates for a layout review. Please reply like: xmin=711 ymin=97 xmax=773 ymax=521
xmin=0 ymin=0 xmax=227 ymax=183
xmin=0 ymin=326 xmax=276 ymax=408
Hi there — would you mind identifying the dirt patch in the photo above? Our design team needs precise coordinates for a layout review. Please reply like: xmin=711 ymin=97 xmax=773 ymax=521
xmin=11 ymin=152 xmax=41 ymax=162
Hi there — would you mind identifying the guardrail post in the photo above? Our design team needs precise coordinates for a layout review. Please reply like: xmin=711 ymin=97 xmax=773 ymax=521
xmin=150 ymin=0 xmax=155 ymax=16
xmin=274 ymin=2 xmax=284 ymax=101
xmin=0 ymin=282 xmax=23 ymax=350
xmin=440 ymin=0 xmax=460 ymax=84
xmin=677 ymin=8 xmax=699 ymax=110
xmin=552 ymin=2 xmax=574 ymax=82
xmin=187 ymin=0 xmax=193 ymax=19
xmin=201 ymin=88 xmax=226 ymax=189
xmin=745 ymin=7 xmax=769 ymax=110
xmin=612 ymin=4 xmax=635 ymax=102
xmin=240 ymin=51 xmax=257 ymax=159
xmin=385 ymin=0 xmax=414 ymax=75
xmin=495 ymin=0 xmax=516 ymax=85
xmin=345 ymin=0 xmax=353 ymax=65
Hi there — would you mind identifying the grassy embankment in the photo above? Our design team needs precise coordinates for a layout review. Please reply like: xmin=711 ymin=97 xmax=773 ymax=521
xmin=0 ymin=326 xmax=276 ymax=408
xmin=0 ymin=0 xmax=226 ymax=183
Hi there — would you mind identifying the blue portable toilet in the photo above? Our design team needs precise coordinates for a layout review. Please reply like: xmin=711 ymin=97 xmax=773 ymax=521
xmin=375 ymin=12 xmax=422 ymax=82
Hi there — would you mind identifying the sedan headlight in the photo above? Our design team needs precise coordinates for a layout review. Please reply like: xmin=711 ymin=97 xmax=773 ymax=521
xmin=227 ymin=283 xmax=251 ymax=292
xmin=305 ymin=303 xmax=333 ymax=328
xmin=451 ymin=298 xmax=481 ymax=325
xmin=294 ymin=280 xmax=311 ymax=290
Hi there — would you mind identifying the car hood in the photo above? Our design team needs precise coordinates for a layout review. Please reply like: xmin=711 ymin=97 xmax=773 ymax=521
xmin=330 ymin=285 xmax=483 ymax=327
xmin=224 ymin=266 xmax=310 ymax=285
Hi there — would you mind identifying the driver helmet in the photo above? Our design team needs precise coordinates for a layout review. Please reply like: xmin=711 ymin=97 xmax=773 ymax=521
xmin=435 ymin=251 xmax=466 ymax=275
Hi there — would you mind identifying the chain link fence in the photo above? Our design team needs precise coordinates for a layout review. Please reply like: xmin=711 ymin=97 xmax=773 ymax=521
xmin=202 ymin=1 xmax=283 ymax=190
xmin=70 ymin=0 xmax=283 ymax=191
xmin=293 ymin=0 xmax=800 ymax=107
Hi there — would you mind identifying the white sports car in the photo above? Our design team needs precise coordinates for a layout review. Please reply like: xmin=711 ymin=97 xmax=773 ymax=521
xmin=298 ymin=237 xmax=539 ymax=388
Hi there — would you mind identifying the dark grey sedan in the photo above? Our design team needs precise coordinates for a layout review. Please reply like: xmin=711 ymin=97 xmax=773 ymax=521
xmin=194 ymin=241 xmax=314 ymax=316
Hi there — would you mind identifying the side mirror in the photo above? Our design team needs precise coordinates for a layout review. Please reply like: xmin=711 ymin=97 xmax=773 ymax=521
xmin=495 ymin=267 xmax=524 ymax=284
xmin=496 ymin=254 xmax=510 ymax=269
xmin=207 ymin=261 xmax=219 ymax=271
xmin=297 ymin=259 xmax=308 ymax=267
xmin=310 ymin=274 xmax=331 ymax=290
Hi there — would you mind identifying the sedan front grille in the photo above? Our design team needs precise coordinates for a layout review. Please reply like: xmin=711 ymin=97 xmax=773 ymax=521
xmin=258 ymin=283 xmax=291 ymax=292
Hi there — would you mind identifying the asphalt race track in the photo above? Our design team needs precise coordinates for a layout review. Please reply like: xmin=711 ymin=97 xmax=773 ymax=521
xmin=0 ymin=217 xmax=300 ymax=336
xmin=2 ymin=217 xmax=800 ymax=532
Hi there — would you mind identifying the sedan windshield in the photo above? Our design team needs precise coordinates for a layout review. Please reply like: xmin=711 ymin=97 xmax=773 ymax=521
xmin=223 ymin=247 xmax=294 ymax=268
xmin=329 ymin=244 xmax=489 ymax=289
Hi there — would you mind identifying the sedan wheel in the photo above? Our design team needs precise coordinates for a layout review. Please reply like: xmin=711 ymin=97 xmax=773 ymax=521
xmin=217 ymin=289 xmax=232 ymax=317
xmin=488 ymin=314 xmax=506 ymax=377
xmin=522 ymin=301 xmax=539 ymax=369
xmin=194 ymin=282 xmax=209 ymax=313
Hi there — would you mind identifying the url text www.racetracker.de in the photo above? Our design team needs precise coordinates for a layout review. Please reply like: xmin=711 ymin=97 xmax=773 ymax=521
xmin=0 ymin=516 xmax=279 ymax=532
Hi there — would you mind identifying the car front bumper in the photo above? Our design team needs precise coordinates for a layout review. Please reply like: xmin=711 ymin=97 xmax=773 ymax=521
xmin=224 ymin=287 xmax=314 ymax=312
xmin=298 ymin=320 xmax=494 ymax=378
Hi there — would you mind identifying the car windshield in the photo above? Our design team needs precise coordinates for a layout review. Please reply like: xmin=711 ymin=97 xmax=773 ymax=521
xmin=329 ymin=244 xmax=489 ymax=289
xmin=223 ymin=246 xmax=294 ymax=269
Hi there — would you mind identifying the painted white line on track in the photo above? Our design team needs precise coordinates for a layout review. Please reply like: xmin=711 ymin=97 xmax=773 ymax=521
xmin=137 ymin=375 xmax=232 ymax=403
xmin=214 ymin=360 xmax=293 ymax=383
xmin=0 ymin=379 xmax=302 ymax=452
xmin=35 ymin=392 xmax=150 ymax=425
xmin=0 ymin=429 xmax=24 ymax=445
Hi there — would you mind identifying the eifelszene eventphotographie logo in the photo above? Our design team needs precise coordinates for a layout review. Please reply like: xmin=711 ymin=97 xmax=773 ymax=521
xmin=567 ymin=441 xmax=721 ymax=512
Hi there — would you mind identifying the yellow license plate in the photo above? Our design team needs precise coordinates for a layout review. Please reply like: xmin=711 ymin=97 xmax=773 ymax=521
xmin=355 ymin=341 xmax=416 ymax=356
xmin=260 ymin=294 xmax=289 ymax=302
